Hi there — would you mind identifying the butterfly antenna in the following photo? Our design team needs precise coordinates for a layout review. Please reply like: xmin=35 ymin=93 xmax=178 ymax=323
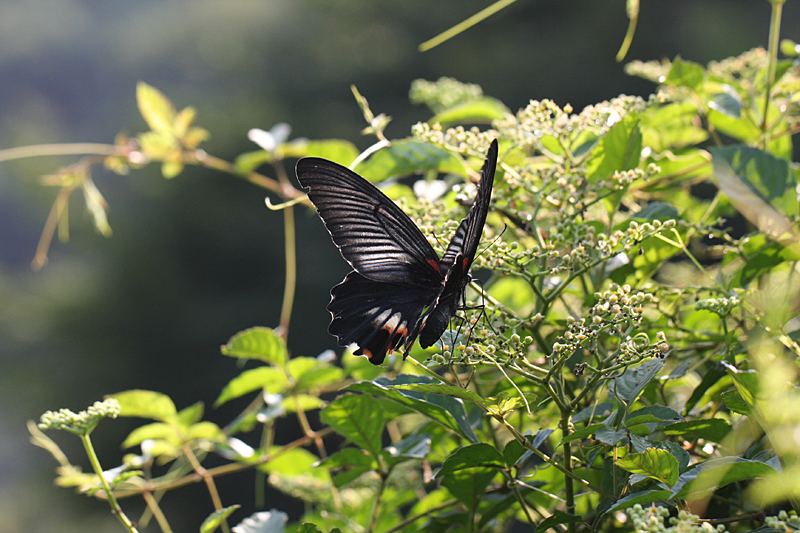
xmin=475 ymin=224 xmax=507 ymax=261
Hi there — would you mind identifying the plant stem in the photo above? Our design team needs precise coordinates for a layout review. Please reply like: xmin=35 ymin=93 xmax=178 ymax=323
xmin=81 ymin=434 xmax=139 ymax=533
xmin=560 ymin=414 xmax=576 ymax=533
xmin=761 ymin=0 xmax=785 ymax=132
xmin=279 ymin=204 xmax=297 ymax=335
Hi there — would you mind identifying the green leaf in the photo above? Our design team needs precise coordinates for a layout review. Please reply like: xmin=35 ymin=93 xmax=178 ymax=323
xmin=187 ymin=421 xmax=225 ymax=442
xmin=215 ymin=367 xmax=288 ymax=407
xmin=707 ymin=86 xmax=742 ymax=118
xmin=393 ymin=383 xmax=487 ymax=408
xmin=595 ymin=426 xmax=627 ymax=446
xmin=429 ymin=97 xmax=510 ymax=127
xmin=177 ymin=401 xmax=204 ymax=427
xmin=277 ymin=139 xmax=359 ymax=167
xmin=435 ymin=443 xmax=505 ymax=478
xmin=354 ymin=139 xmax=467 ymax=182
xmin=260 ymin=447 xmax=325 ymax=479
xmin=200 ymin=504 xmax=240 ymax=533
xmin=685 ymin=364 xmax=726 ymax=414
xmin=537 ymin=511 xmax=583 ymax=533
xmin=712 ymin=145 xmax=796 ymax=216
xmin=346 ymin=377 xmax=478 ymax=442
xmin=502 ymin=439 xmax=525 ymax=467
xmin=558 ymin=423 xmax=607 ymax=446
xmin=440 ymin=467 xmax=496 ymax=512
xmin=616 ymin=448 xmax=680 ymax=486
xmin=122 ymin=422 xmax=177 ymax=448
xmin=640 ymin=104 xmax=708 ymax=150
xmin=297 ymin=525 xmax=342 ymax=533
xmin=672 ymin=457 xmax=779 ymax=500
xmin=230 ymin=509 xmax=288 ymax=533
xmin=663 ymin=418 xmax=732 ymax=443
xmin=235 ymin=150 xmax=274 ymax=174
xmin=109 ymin=390 xmax=177 ymax=422
xmin=586 ymin=114 xmax=642 ymax=183
xmin=721 ymin=389 xmax=750 ymax=415
xmin=659 ymin=440 xmax=691 ymax=472
xmin=221 ymin=327 xmax=288 ymax=366
xmin=319 ymin=393 xmax=385 ymax=455
xmin=281 ymin=394 xmax=324 ymax=413
xmin=626 ymin=406 xmax=683 ymax=426
xmin=722 ymin=361 xmax=760 ymax=410
xmin=634 ymin=202 xmax=680 ymax=221
xmin=610 ymin=358 xmax=665 ymax=406
xmin=604 ymin=489 xmax=672 ymax=514
xmin=136 ymin=82 xmax=176 ymax=134
xmin=664 ymin=57 xmax=705 ymax=91
xmin=317 ymin=448 xmax=376 ymax=469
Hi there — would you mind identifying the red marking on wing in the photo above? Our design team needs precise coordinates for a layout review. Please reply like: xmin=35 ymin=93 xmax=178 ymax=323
xmin=427 ymin=258 xmax=441 ymax=273
xmin=462 ymin=257 xmax=470 ymax=270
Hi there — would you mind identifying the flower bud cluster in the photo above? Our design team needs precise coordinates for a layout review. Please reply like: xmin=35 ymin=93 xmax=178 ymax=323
xmin=409 ymin=77 xmax=484 ymax=113
xmin=626 ymin=505 xmax=725 ymax=533
xmin=694 ymin=295 xmax=740 ymax=317
xmin=596 ymin=219 xmax=677 ymax=256
xmin=764 ymin=510 xmax=800 ymax=532
xmin=494 ymin=95 xmax=647 ymax=155
xmin=552 ymin=284 xmax=657 ymax=361
xmin=411 ymin=122 xmax=498 ymax=156
xmin=619 ymin=331 xmax=670 ymax=361
xmin=39 ymin=399 xmax=121 ymax=433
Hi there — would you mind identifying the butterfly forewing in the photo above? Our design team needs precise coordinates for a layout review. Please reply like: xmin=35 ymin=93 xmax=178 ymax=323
xmin=296 ymin=159 xmax=442 ymax=285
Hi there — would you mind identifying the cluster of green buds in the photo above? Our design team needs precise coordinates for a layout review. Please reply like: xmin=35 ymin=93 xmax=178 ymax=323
xmin=764 ymin=510 xmax=800 ymax=532
xmin=619 ymin=331 xmax=670 ymax=361
xmin=429 ymin=313 xmax=534 ymax=368
xmin=409 ymin=76 xmax=485 ymax=113
xmin=38 ymin=399 xmax=121 ymax=435
xmin=411 ymin=122 xmax=498 ymax=156
xmin=597 ymin=219 xmax=677 ymax=256
xmin=552 ymin=284 xmax=657 ymax=361
xmin=626 ymin=505 xmax=726 ymax=533
xmin=694 ymin=295 xmax=740 ymax=317
xmin=493 ymin=95 xmax=648 ymax=154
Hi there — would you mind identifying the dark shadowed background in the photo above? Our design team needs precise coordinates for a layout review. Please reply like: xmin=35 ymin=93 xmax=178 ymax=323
xmin=1 ymin=1 xmax=797 ymax=531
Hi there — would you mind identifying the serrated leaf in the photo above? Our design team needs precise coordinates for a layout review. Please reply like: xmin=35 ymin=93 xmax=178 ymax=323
xmin=215 ymin=367 xmax=288 ymax=407
xmin=664 ymin=418 xmax=732 ymax=443
xmin=610 ymin=358 xmax=665 ymax=406
xmin=221 ymin=327 xmax=287 ymax=366
xmin=231 ymin=509 xmax=288 ymax=533
xmin=664 ymin=57 xmax=705 ymax=91
xmin=429 ymin=97 xmax=510 ymax=127
xmin=616 ymin=448 xmax=679 ymax=486
xmin=435 ymin=443 xmax=505 ymax=478
xmin=200 ymin=504 xmax=240 ymax=533
xmin=586 ymin=114 xmax=642 ymax=183
xmin=109 ymin=390 xmax=177 ymax=422
xmin=319 ymin=393 xmax=385 ymax=455
xmin=392 ymin=383 xmax=487 ymax=408
xmin=346 ymin=377 xmax=478 ymax=442
xmin=354 ymin=139 xmax=467 ymax=182
xmin=136 ymin=82 xmax=175 ymax=134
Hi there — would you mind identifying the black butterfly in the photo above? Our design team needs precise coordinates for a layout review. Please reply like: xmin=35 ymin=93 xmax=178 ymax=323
xmin=296 ymin=139 xmax=497 ymax=365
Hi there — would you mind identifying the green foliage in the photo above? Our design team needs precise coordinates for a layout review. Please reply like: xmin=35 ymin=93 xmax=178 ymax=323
xmin=25 ymin=11 xmax=800 ymax=533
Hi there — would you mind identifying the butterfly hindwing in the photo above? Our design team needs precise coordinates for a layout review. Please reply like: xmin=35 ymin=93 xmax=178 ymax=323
xmin=296 ymin=158 xmax=442 ymax=286
xmin=328 ymin=272 xmax=435 ymax=365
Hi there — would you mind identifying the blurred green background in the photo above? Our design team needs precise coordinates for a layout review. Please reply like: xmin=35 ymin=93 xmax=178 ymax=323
xmin=0 ymin=1 xmax=797 ymax=531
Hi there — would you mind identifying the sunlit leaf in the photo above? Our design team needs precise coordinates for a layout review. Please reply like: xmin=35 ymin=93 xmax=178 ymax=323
xmin=429 ymin=97 xmax=510 ymax=126
xmin=664 ymin=57 xmax=705 ymax=92
xmin=215 ymin=367 xmax=288 ymax=407
xmin=587 ymin=114 xmax=642 ymax=183
xmin=137 ymin=82 xmax=176 ymax=134
xmin=435 ymin=443 xmax=505 ymax=478
xmin=354 ymin=139 xmax=467 ymax=182
xmin=109 ymin=390 xmax=177 ymax=422
xmin=319 ymin=393 xmax=385 ymax=455
xmin=616 ymin=448 xmax=679 ymax=486
xmin=221 ymin=327 xmax=288 ymax=366
xmin=200 ymin=504 xmax=241 ymax=533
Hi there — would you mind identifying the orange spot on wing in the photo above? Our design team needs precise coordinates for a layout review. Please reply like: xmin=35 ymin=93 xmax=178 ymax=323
xmin=427 ymin=258 xmax=441 ymax=272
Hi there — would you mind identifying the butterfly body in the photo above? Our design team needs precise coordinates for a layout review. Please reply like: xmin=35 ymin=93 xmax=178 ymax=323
xmin=296 ymin=139 xmax=497 ymax=365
